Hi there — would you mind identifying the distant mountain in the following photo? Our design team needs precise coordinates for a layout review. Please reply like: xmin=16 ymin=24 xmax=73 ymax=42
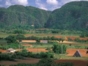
xmin=0 ymin=5 xmax=50 ymax=29
xmin=45 ymin=1 xmax=88 ymax=30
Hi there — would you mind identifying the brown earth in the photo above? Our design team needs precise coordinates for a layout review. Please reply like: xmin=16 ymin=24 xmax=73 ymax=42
xmin=66 ymin=49 xmax=88 ymax=57
xmin=0 ymin=49 xmax=7 ymax=53
xmin=55 ymin=59 xmax=88 ymax=66
xmin=66 ymin=36 xmax=88 ymax=41
xmin=22 ymin=44 xmax=33 ymax=47
xmin=22 ymin=40 xmax=36 ymax=43
xmin=0 ymin=58 xmax=40 ymax=66
xmin=27 ymin=48 xmax=48 ymax=53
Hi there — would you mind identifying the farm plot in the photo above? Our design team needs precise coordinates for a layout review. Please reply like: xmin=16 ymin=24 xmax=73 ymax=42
xmin=0 ymin=58 xmax=40 ymax=66
xmin=66 ymin=49 xmax=88 ymax=57
xmin=26 ymin=48 xmax=48 ymax=53
xmin=0 ymin=49 xmax=7 ymax=53
xmin=22 ymin=40 xmax=36 ymax=43
xmin=55 ymin=59 xmax=88 ymax=66
xmin=22 ymin=44 xmax=33 ymax=48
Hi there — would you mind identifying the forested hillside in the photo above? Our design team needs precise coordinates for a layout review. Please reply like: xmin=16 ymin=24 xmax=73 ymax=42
xmin=0 ymin=1 xmax=88 ymax=30
xmin=0 ymin=5 xmax=50 ymax=29
xmin=45 ymin=1 xmax=88 ymax=31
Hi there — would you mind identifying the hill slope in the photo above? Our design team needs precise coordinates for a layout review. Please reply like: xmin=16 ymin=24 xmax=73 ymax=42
xmin=45 ymin=1 xmax=88 ymax=30
xmin=0 ymin=5 xmax=50 ymax=29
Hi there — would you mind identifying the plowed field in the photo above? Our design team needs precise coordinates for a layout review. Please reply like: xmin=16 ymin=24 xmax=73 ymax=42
xmin=55 ymin=59 xmax=88 ymax=66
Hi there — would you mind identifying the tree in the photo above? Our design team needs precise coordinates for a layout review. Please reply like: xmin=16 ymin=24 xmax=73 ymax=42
xmin=36 ymin=38 xmax=40 ymax=43
xmin=13 ymin=30 xmax=25 ymax=34
xmin=52 ymin=44 xmax=67 ymax=54
xmin=38 ymin=58 xmax=53 ymax=66
xmin=5 ymin=35 xmax=17 ymax=43
xmin=16 ymin=34 xmax=25 ymax=42
xmin=52 ymin=44 xmax=61 ymax=54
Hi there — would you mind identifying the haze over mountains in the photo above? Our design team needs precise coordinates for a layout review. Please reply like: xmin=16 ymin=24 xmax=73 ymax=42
xmin=0 ymin=1 xmax=88 ymax=30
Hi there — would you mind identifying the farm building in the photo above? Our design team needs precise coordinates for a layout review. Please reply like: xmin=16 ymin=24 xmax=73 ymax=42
xmin=7 ymin=48 xmax=17 ymax=53
xmin=73 ymin=50 xmax=82 ymax=57
xmin=66 ymin=49 xmax=88 ymax=57
xmin=40 ymin=40 xmax=48 ymax=43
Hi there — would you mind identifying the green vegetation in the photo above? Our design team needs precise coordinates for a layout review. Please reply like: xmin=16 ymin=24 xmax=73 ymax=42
xmin=9 ymin=59 xmax=73 ymax=66
xmin=45 ymin=1 xmax=88 ymax=31
xmin=0 ymin=5 xmax=50 ymax=29
xmin=13 ymin=30 xmax=25 ymax=34
xmin=0 ymin=1 xmax=88 ymax=31
xmin=5 ymin=35 xmax=17 ymax=43
xmin=80 ymin=32 xmax=88 ymax=37
xmin=0 ymin=1 xmax=88 ymax=66
xmin=52 ymin=44 xmax=67 ymax=54
xmin=0 ymin=50 xmax=53 ymax=61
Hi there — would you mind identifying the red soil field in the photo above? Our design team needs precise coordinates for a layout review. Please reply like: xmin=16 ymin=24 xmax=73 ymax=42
xmin=79 ymin=37 xmax=88 ymax=41
xmin=65 ymin=36 xmax=78 ymax=41
xmin=55 ymin=59 xmax=88 ymax=66
xmin=55 ymin=36 xmax=62 ymax=38
xmin=66 ymin=49 xmax=88 ymax=57
xmin=66 ymin=36 xmax=88 ymax=41
xmin=0 ymin=49 xmax=6 ymax=53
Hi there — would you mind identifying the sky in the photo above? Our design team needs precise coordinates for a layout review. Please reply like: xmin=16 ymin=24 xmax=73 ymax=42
xmin=0 ymin=0 xmax=88 ymax=11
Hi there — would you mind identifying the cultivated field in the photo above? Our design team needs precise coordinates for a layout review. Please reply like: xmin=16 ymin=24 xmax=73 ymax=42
xmin=0 ymin=58 xmax=40 ymax=66
xmin=55 ymin=59 xmax=88 ymax=66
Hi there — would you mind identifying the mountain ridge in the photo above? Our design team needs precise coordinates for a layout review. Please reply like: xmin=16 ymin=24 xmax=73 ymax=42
xmin=45 ymin=1 xmax=88 ymax=31
xmin=0 ymin=5 xmax=51 ymax=29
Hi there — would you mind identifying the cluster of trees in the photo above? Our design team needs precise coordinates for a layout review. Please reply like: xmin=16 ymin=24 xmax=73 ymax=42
xmin=52 ymin=44 xmax=67 ymax=54
xmin=4 ymin=35 xmax=64 ymax=44
xmin=80 ymin=32 xmax=88 ymax=37
xmin=74 ymin=38 xmax=88 ymax=42
xmin=5 ymin=34 xmax=25 ymax=43
xmin=0 ymin=49 xmax=53 ymax=61
xmin=13 ymin=30 xmax=25 ymax=34
xmin=0 ymin=52 xmax=15 ymax=61
xmin=26 ymin=36 xmax=64 ymax=42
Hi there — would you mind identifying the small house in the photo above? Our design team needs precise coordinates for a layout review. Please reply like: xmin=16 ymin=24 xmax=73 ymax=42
xmin=40 ymin=40 xmax=48 ymax=43
xmin=7 ymin=48 xmax=17 ymax=53
xmin=73 ymin=50 xmax=81 ymax=57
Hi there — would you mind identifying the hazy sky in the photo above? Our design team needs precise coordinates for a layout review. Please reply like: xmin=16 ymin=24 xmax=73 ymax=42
xmin=0 ymin=0 xmax=87 ymax=11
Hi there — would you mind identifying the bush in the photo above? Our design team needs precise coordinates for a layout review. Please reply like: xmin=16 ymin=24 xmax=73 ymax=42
xmin=52 ymin=44 xmax=67 ymax=54
xmin=5 ymin=35 xmax=17 ymax=43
